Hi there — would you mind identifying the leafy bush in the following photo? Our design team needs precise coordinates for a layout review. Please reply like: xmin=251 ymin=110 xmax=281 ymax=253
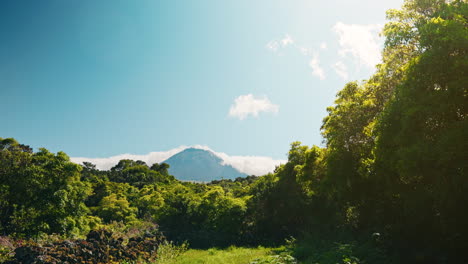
xmin=155 ymin=241 xmax=189 ymax=263
xmin=0 ymin=237 xmax=14 ymax=262
xmin=292 ymin=234 xmax=391 ymax=264
xmin=250 ymin=253 xmax=297 ymax=264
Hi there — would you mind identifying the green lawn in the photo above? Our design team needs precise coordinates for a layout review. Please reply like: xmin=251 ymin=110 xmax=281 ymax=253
xmin=156 ymin=246 xmax=272 ymax=264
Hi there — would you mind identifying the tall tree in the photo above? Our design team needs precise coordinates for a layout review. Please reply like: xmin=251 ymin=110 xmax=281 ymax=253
xmin=374 ymin=0 xmax=468 ymax=257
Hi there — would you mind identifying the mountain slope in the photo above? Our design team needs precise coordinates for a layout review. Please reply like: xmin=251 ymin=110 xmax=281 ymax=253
xmin=163 ymin=148 xmax=246 ymax=182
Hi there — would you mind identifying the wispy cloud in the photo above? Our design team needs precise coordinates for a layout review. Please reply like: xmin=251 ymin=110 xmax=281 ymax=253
xmin=299 ymin=47 xmax=310 ymax=56
xmin=71 ymin=145 xmax=286 ymax=176
xmin=266 ymin=40 xmax=280 ymax=52
xmin=309 ymin=53 xmax=326 ymax=80
xmin=281 ymin=34 xmax=294 ymax=46
xmin=228 ymin=94 xmax=279 ymax=120
xmin=266 ymin=34 xmax=294 ymax=53
xmin=320 ymin=42 xmax=327 ymax=50
xmin=333 ymin=22 xmax=383 ymax=68
xmin=266 ymin=34 xmax=329 ymax=80
xmin=332 ymin=61 xmax=349 ymax=80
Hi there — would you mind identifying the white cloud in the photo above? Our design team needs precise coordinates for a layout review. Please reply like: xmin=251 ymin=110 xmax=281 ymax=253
xmin=299 ymin=47 xmax=308 ymax=55
xmin=320 ymin=42 xmax=327 ymax=50
xmin=266 ymin=35 xmax=329 ymax=79
xmin=228 ymin=94 xmax=279 ymax=120
xmin=332 ymin=61 xmax=349 ymax=80
xmin=266 ymin=34 xmax=294 ymax=52
xmin=266 ymin=40 xmax=280 ymax=52
xmin=309 ymin=53 xmax=326 ymax=80
xmin=212 ymin=150 xmax=286 ymax=176
xmin=333 ymin=22 xmax=383 ymax=68
xmin=71 ymin=145 xmax=285 ymax=176
xmin=281 ymin=34 xmax=294 ymax=46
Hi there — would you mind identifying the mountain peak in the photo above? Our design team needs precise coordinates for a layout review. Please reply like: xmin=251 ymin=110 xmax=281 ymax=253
xmin=163 ymin=148 xmax=246 ymax=182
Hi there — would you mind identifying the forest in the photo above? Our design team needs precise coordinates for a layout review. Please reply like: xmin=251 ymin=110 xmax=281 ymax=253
xmin=0 ymin=0 xmax=467 ymax=263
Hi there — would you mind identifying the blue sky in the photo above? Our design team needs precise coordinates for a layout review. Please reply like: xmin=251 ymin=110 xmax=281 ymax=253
xmin=1 ymin=0 xmax=404 ymax=172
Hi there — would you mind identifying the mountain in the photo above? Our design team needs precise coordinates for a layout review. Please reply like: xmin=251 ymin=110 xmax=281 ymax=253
xmin=163 ymin=148 xmax=247 ymax=182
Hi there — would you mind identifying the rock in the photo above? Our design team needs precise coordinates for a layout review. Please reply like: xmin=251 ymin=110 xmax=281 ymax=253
xmin=8 ymin=229 xmax=165 ymax=263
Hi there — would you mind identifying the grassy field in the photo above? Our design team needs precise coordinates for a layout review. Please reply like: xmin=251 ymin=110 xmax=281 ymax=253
xmin=155 ymin=246 xmax=273 ymax=264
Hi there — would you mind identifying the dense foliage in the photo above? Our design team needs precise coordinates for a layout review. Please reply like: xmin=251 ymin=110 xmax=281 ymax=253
xmin=0 ymin=0 xmax=466 ymax=263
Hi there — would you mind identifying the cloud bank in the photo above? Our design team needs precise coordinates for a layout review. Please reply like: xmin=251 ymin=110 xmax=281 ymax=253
xmin=71 ymin=145 xmax=286 ymax=176
xmin=228 ymin=94 xmax=279 ymax=120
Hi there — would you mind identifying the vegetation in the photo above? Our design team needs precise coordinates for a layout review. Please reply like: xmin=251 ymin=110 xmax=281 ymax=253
xmin=0 ymin=0 xmax=466 ymax=263
xmin=156 ymin=246 xmax=273 ymax=264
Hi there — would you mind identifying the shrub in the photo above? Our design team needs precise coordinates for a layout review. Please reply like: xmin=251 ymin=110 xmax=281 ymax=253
xmin=250 ymin=253 xmax=297 ymax=264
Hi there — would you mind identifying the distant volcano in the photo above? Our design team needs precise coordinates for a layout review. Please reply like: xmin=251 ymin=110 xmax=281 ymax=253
xmin=163 ymin=148 xmax=247 ymax=182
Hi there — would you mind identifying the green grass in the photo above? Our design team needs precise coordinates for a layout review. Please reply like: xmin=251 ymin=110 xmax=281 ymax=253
xmin=155 ymin=246 xmax=272 ymax=264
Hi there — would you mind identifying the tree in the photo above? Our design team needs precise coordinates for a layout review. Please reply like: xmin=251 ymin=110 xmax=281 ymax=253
xmin=109 ymin=159 xmax=173 ymax=187
xmin=95 ymin=193 xmax=138 ymax=224
xmin=150 ymin=162 xmax=170 ymax=176
xmin=373 ymin=0 xmax=468 ymax=257
xmin=0 ymin=138 xmax=91 ymax=237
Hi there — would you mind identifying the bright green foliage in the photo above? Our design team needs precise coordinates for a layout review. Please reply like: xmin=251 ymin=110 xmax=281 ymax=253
xmin=110 ymin=160 xmax=174 ymax=187
xmin=135 ymin=185 xmax=165 ymax=219
xmin=155 ymin=183 xmax=248 ymax=247
xmin=247 ymin=142 xmax=327 ymax=244
xmin=151 ymin=162 xmax=171 ymax=177
xmin=95 ymin=193 xmax=138 ymax=223
xmin=153 ymin=241 xmax=189 ymax=264
xmin=197 ymin=186 xmax=246 ymax=235
xmin=373 ymin=0 xmax=468 ymax=255
xmin=0 ymin=138 xmax=91 ymax=237
xmin=208 ymin=176 xmax=259 ymax=197
xmin=321 ymin=81 xmax=378 ymax=203
xmin=249 ymin=254 xmax=297 ymax=264
xmin=156 ymin=246 xmax=272 ymax=264
xmin=316 ymin=0 xmax=468 ymax=261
